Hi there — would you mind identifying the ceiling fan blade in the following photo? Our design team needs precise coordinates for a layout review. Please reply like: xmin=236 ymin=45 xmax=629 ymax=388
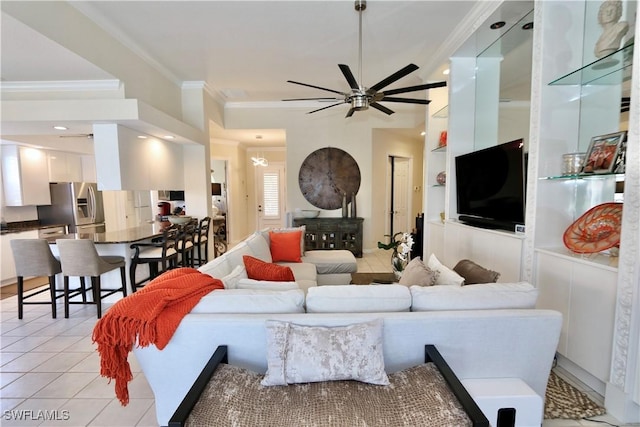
xmin=368 ymin=64 xmax=419 ymax=92
xmin=283 ymin=97 xmax=343 ymax=101
xmin=383 ymin=81 xmax=447 ymax=96
xmin=370 ymin=102 xmax=395 ymax=115
xmin=345 ymin=107 xmax=356 ymax=118
xmin=381 ymin=97 xmax=431 ymax=105
xmin=287 ymin=80 xmax=347 ymax=96
xmin=338 ymin=64 xmax=360 ymax=90
xmin=307 ymin=102 xmax=346 ymax=114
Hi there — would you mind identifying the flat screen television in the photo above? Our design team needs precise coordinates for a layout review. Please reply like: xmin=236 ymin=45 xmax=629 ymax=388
xmin=455 ymin=139 xmax=526 ymax=232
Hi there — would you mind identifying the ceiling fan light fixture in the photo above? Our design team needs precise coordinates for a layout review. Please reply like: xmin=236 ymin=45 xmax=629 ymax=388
xmin=351 ymin=94 xmax=369 ymax=110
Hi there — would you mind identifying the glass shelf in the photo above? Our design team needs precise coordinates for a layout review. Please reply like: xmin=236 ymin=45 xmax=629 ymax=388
xmin=432 ymin=105 xmax=448 ymax=118
xmin=431 ymin=184 xmax=445 ymax=188
xmin=431 ymin=146 xmax=447 ymax=153
xmin=540 ymin=173 xmax=624 ymax=181
xmin=549 ymin=42 xmax=634 ymax=86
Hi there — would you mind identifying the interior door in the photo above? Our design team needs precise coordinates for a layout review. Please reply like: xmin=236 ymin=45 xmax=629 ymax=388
xmin=256 ymin=163 xmax=286 ymax=230
xmin=386 ymin=156 xmax=411 ymax=237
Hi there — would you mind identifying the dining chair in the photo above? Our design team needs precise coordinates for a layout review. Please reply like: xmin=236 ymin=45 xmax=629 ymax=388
xmin=193 ymin=216 xmax=211 ymax=267
xmin=56 ymin=239 xmax=127 ymax=318
xmin=10 ymin=239 xmax=63 ymax=319
xmin=129 ymin=225 xmax=179 ymax=292
xmin=176 ymin=219 xmax=197 ymax=268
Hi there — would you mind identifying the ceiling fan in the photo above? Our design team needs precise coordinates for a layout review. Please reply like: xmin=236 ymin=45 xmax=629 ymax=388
xmin=283 ymin=0 xmax=447 ymax=118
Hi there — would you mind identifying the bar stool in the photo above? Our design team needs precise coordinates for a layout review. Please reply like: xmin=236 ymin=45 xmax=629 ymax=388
xmin=176 ymin=220 xmax=197 ymax=268
xmin=56 ymin=239 xmax=127 ymax=318
xmin=194 ymin=216 xmax=211 ymax=266
xmin=10 ymin=239 xmax=63 ymax=319
xmin=129 ymin=226 xmax=178 ymax=292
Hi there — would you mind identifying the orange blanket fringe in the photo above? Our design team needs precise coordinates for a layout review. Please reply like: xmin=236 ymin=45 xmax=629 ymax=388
xmin=92 ymin=267 xmax=224 ymax=405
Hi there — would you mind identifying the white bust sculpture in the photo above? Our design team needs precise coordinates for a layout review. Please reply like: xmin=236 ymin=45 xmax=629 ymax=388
xmin=594 ymin=0 xmax=629 ymax=58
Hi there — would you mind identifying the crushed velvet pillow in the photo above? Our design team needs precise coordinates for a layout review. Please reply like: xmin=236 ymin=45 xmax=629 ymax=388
xmin=261 ymin=319 xmax=389 ymax=386
xmin=243 ymin=255 xmax=295 ymax=282
xmin=399 ymin=257 xmax=439 ymax=287
xmin=453 ymin=259 xmax=501 ymax=285
xmin=269 ymin=230 xmax=302 ymax=263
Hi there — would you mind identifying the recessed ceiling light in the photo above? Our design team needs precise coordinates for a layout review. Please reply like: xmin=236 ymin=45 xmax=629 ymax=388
xmin=164 ymin=135 xmax=175 ymax=139
xmin=522 ymin=22 xmax=533 ymax=30
xmin=490 ymin=21 xmax=506 ymax=30
xmin=53 ymin=126 xmax=68 ymax=130
xmin=137 ymin=135 xmax=147 ymax=139
xmin=420 ymin=131 xmax=426 ymax=136
xmin=442 ymin=69 xmax=450 ymax=75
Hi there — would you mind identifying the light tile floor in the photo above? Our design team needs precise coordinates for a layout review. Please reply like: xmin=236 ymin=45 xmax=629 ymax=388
xmin=1 ymin=250 xmax=638 ymax=427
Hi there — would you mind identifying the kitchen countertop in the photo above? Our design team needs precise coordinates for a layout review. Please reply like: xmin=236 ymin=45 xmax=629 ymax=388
xmin=45 ymin=222 xmax=171 ymax=244
xmin=1 ymin=222 xmax=69 ymax=236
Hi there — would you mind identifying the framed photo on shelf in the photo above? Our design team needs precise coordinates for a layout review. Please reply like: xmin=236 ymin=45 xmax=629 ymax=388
xmin=581 ymin=131 xmax=626 ymax=174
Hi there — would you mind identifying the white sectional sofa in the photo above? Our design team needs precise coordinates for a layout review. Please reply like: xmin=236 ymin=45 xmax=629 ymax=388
xmin=134 ymin=309 xmax=563 ymax=426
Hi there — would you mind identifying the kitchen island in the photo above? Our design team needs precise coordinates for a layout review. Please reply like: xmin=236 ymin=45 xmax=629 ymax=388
xmin=46 ymin=221 xmax=173 ymax=295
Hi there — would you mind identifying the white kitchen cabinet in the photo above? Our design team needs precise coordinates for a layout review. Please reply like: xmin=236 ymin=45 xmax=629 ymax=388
xmin=47 ymin=151 xmax=83 ymax=182
xmin=1 ymin=145 xmax=51 ymax=206
xmin=81 ymin=155 xmax=96 ymax=182
xmin=1 ymin=229 xmax=39 ymax=285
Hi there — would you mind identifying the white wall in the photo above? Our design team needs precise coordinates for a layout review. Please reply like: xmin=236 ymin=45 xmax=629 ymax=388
xmin=224 ymin=105 xmax=423 ymax=250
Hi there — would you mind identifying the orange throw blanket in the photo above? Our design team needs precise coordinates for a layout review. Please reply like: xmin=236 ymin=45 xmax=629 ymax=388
xmin=92 ymin=267 xmax=224 ymax=405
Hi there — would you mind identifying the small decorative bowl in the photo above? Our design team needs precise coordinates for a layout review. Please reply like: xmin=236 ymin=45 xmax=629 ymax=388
xmin=168 ymin=215 xmax=192 ymax=225
xmin=300 ymin=210 xmax=320 ymax=218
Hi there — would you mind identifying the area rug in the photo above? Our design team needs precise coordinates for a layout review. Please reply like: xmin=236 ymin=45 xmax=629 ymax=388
xmin=544 ymin=371 xmax=606 ymax=419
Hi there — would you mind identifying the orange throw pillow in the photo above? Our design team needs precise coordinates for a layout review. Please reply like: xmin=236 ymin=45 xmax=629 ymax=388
xmin=243 ymin=255 xmax=295 ymax=282
xmin=269 ymin=230 xmax=302 ymax=262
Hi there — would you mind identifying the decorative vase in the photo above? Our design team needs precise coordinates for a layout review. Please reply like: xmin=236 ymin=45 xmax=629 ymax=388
xmin=391 ymin=249 xmax=408 ymax=280
xmin=342 ymin=193 xmax=348 ymax=218
xmin=350 ymin=192 xmax=357 ymax=218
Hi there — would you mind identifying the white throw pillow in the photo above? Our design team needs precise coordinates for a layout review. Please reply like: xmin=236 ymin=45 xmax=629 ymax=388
xmin=427 ymin=254 xmax=465 ymax=286
xmin=198 ymin=255 xmax=231 ymax=279
xmin=261 ymin=319 xmax=389 ymax=386
xmin=220 ymin=265 xmax=247 ymax=289
xmin=244 ymin=232 xmax=273 ymax=263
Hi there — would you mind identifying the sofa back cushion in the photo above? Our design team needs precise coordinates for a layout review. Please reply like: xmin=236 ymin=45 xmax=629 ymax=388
xmin=410 ymin=282 xmax=538 ymax=311
xmin=198 ymin=255 xmax=231 ymax=279
xmin=236 ymin=279 xmax=300 ymax=291
xmin=190 ymin=289 xmax=305 ymax=314
xmin=306 ymin=285 xmax=412 ymax=313
xmin=244 ymin=232 xmax=273 ymax=263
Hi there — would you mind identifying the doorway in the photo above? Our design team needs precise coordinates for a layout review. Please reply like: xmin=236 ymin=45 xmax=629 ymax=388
xmin=387 ymin=156 xmax=411 ymax=237
xmin=255 ymin=162 xmax=286 ymax=230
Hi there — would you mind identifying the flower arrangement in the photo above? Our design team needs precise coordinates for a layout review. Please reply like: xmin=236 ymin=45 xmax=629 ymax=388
xmin=377 ymin=232 xmax=414 ymax=278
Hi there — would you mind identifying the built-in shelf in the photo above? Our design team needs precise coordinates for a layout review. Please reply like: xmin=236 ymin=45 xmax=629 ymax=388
xmin=535 ymin=247 xmax=619 ymax=272
xmin=431 ymin=184 xmax=445 ymax=188
xmin=431 ymin=146 xmax=447 ymax=153
xmin=432 ymin=105 xmax=448 ymax=118
xmin=549 ymin=43 xmax=634 ymax=86
xmin=540 ymin=173 xmax=624 ymax=181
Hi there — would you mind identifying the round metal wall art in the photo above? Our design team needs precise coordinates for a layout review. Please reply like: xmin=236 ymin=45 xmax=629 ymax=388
xmin=298 ymin=147 xmax=361 ymax=210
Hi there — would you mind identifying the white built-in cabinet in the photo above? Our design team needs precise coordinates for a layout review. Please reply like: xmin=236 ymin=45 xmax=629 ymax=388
xmin=1 ymin=145 xmax=51 ymax=206
xmin=47 ymin=151 xmax=83 ymax=182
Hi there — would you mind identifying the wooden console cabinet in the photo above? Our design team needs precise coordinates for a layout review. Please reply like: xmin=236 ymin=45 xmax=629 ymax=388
xmin=293 ymin=217 xmax=363 ymax=257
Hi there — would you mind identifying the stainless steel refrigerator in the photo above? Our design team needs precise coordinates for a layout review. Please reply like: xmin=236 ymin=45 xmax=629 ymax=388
xmin=37 ymin=182 xmax=106 ymax=233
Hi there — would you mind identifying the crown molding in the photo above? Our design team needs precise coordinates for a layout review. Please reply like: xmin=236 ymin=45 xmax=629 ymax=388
xmin=225 ymin=101 xmax=320 ymax=110
xmin=182 ymin=81 xmax=226 ymax=107
xmin=1 ymin=79 xmax=122 ymax=93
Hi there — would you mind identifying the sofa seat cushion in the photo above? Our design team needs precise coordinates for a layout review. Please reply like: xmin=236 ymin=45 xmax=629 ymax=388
xmin=317 ymin=273 xmax=353 ymax=286
xmin=236 ymin=279 xmax=300 ymax=291
xmin=410 ymin=282 xmax=538 ymax=311
xmin=302 ymin=250 xmax=357 ymax=274
xmin=277 ymin=262 xmax=317 ymax=282
xmin=306 ymin=284 xmax=412 ymax=313
xmin=190 ymin=289 xmax=305 ymax=314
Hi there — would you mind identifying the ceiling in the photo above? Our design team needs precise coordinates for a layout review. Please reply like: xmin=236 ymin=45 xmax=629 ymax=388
xmin=1 ymin=1 xmax=481 ymax=148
